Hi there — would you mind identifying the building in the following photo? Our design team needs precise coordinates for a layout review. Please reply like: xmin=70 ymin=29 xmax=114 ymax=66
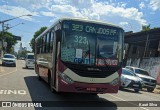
xmin=20 ymin=42 xmax=22 ymax=52
xmin=18 ymin=43 xmax=27 ymax=53
xmin=124 ymin=28 xmax=160 ymax=84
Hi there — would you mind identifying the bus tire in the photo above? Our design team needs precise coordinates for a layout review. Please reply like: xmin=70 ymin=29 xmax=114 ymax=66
xmin=38 ymin=75 xmax=42 ymax=81
xmin=37 ymin=67 xmax=41 ymax=81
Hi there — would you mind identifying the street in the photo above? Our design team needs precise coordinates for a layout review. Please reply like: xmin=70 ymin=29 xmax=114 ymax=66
xmin=0 ymin=60 xmax=160 ymax=110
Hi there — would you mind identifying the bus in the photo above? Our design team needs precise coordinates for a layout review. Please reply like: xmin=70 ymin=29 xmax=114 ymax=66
xmin=35 ymin=18 xmax=124 ymax=94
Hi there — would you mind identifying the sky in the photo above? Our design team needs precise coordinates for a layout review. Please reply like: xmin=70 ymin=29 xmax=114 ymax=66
xmin=0 ymin=0 xmax=160 ymax=52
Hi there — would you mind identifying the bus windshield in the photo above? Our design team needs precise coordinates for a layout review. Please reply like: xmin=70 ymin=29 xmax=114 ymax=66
xmin=61 ymin=20 xmax=123 ymax=66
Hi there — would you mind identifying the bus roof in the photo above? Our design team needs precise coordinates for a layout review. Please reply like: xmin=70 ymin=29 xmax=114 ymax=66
xmin=60 ymin=17 xmax=123 ymax=29
xmin=36 ymin=17 xmax=124 ymax=41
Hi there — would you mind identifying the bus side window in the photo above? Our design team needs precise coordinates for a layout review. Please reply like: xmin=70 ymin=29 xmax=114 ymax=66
xmin=50 ymin=31 xmax=54 ymax=53
xmin=42 ymin=35 xmax=47 ymax=53
xmin=40 ymin=37 xmax=43 ymax=53
xmin=46 ymin=32 xmax=51 ymax=53
xmin=44 ymin=34 xmax=47 ymax=53
xmin=37 ymin=38 xmax=40 ymax=54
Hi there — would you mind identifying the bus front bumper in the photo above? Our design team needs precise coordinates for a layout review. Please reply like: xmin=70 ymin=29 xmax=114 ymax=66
xmin=58 ymin=77 xmax=119 ymax=94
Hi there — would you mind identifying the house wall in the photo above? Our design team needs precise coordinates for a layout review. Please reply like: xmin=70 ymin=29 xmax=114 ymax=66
xmin=127 ymin=45 xmax=145 ymax=58
xmin=125 ymin=29 xmax=160 ymax=85
xmin=126 ymin=57 xmax=160 ymax=85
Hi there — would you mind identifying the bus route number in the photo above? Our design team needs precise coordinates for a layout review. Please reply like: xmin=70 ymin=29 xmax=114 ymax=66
xmin=74 ymin=35 xmax=88 ymax=45
xmin=72 ymin=24 xmax=83 ymax=31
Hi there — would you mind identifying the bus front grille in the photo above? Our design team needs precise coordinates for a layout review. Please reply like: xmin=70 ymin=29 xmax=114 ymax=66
xmin=63 ymin=62 xmax=120 ymax=78
xmin=73 ymin=70 xmax=114 ymax=78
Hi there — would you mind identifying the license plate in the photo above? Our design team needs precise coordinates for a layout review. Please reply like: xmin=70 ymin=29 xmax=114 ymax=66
xmin=86 ymin=88 xmax=97 ymax=91
xmin=133 ymin=84 xmax=139 ymax=87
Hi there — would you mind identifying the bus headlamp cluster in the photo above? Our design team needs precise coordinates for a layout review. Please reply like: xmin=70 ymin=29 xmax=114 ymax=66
xmin=110 ymin=77 xmax=119 ymax=85
xmin=59 ymin=72 xmax=74 ymax=84
xmin=124 ymin=78 xmax=131 ymax=82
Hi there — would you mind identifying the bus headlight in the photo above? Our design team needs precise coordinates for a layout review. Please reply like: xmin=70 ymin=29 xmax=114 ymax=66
xmin=59 ymin=72 xmax=74 ymax=84
xmin=110 ymin=77 xmax=119 ymax=85
xmin=124 ymin=78 xmax=131 ymax=82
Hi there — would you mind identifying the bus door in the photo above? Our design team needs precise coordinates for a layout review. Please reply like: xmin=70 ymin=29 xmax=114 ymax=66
xmin=51 ymin=30 xmax=61 ymax=89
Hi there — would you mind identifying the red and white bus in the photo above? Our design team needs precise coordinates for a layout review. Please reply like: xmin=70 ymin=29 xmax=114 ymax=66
xmin=35 ymin=18 xmax=124 ymax=94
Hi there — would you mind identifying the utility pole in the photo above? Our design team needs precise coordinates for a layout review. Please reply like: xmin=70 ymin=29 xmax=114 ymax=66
xmin=0 ymin=14 xmax=32 ymax=57
xmin=1 ymin=22 xmax=5 ymax=57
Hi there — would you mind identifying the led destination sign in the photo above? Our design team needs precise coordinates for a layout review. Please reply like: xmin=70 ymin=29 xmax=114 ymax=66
xmin=63 ymin=21 xmax=119 ymax=37
xmin=72 ymin=24 xmax=117 ymax=36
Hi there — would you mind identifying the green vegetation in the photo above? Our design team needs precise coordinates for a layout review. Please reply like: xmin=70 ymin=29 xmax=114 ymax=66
xmin=142 ymin=25 xmax=151 ymax=31
xmin=141 ymin=25 xmax=160 ymax=31
xmin=0 ymin=31 xmax=17 ymax=53
xmin=18 ymin=50 xmax=31 ymax=58
xmin=30 ymin=26 xmax=47 ymax=52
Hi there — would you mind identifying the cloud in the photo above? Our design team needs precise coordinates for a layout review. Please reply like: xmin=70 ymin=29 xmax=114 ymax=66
xmin=5 ymin=0 xmax=147 ymax=32
xmin=48 ymin=1 xmax=146 ymax=27
xmin=139 ymin=2 xmax=145 ymax=9
xmin=14 ymin=41 xmax=32 ymax=52
xmin=119 ymin=22 xmax=136 ymax=31
xmin=50 ymin=5 xmax=84 ymax=18
xmin=149 ymin=0 xmax=160 ymax=10
xmin=0 ymin=5 xmax=38 ymax=21
xmin=40 ymin=11 xmax=55 ymax=17
xmin=117 ymin=2 xmax=127 ymax=8
xmin=14 ymin=0 xmax=62 ymax=10
xmin=89 ymin=3 xmax=146 ymax=25
xmin=120 ymin=22 xmax=129 ymax=26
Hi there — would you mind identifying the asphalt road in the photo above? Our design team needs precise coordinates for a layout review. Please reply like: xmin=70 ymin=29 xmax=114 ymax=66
xmin=0 ymin=60 xmax=160 ymax=110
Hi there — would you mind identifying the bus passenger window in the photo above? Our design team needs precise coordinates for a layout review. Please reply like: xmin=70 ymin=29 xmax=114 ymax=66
xmin=39 ymin=37 xmax=43 ymax=53
xmin=47 ymin=32 xmax=51 ymax=53
xmin=46 ymin=33 xmax=50 ymax=53
xmin=44 ymin=34 xmax=47 ymax=53
xmin=37 ymin=38 xmax=41 ymax=54
xmin=42 ymin=35 xmax=47 ymax=53
xmin=50 ymin=32 xmax=54 ymax=53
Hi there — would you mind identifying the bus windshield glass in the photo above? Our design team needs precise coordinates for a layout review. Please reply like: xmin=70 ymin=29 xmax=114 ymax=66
xmin=61 ymin=20 xmax=123 ymax=66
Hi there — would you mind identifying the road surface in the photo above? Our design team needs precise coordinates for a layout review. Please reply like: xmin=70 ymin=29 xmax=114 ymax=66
xmin=0 ymin=60 xmax=160 ymax=110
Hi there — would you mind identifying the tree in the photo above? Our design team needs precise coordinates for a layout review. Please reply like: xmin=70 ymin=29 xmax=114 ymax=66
xmin=18 ymin=49 xmax=31 ymax=58
xmin=0 ymin=31 xmax=17 ymax=53
xmin=30 ymin=27 xmax=47 ymax=52
xmin=153 ymin=27 xmax=159 ymax=29
xmin=142 ymin=25 xmax=151 ymax=31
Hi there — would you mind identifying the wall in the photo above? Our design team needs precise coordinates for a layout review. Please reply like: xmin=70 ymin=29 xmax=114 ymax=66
xmin=127 ymin=45 xmax=145 ymax=59
xmin=126 ymin=57 xmax=160 ymax=85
